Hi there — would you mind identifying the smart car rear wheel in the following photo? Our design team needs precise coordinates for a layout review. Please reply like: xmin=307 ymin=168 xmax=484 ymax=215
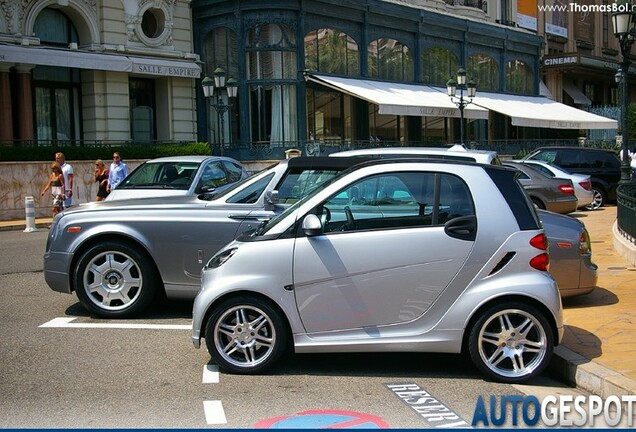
xmin=74 ymin=242 xmax=158 ymax=318
xmin=205 ymin=297 xmax=287 ymax=374
xmin=468 ymin=302 xmax=553 ymax=383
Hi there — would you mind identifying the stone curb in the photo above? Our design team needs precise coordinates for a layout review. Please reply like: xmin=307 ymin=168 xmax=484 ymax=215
xmin=550 ymin=345 xmax=636 ymax=397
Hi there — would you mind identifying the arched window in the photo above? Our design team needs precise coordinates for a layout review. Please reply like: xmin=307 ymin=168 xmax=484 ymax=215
xmin=304 ymin=29 xmax=359 ymax=75
xmin=32 ymin=8 xmax=81 ymax=142
xmin=246 ymin=24 xmax=298 ymax=145
xmin=204 ymin=28 xmax=240 ymax=145
xmin=421 ymin=47 xmax=458 ymax=86
xmin=368 ymin=38 xmax=413 ymax=82
xmin=506 ymin=60 xmax=533 ymax=94
xmin=468 ymin=54 xmax=499 ymax=91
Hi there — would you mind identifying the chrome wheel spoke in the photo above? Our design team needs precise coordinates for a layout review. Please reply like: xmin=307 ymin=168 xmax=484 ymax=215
xmin=214 ymin=304 xmax=277 ymax=369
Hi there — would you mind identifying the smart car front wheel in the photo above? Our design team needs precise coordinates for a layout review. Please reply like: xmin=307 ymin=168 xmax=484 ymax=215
xmin=74 ymin=241 xmax=159 ymax=318
xmin=205 ymin=297 xmax=287 ymax=374
xmin=468 ymin=302 xmax=553 ymax=383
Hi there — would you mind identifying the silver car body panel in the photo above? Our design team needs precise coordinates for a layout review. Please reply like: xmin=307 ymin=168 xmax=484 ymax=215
xmin=43 ymin=158 xmax=364 ymax=301
xmin=192 ymin=161 xmax=563 ymax=353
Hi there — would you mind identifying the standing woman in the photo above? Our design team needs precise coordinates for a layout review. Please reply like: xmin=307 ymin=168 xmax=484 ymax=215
xmin=94 ymin=159 xmax=110 ymax=201
xmin=41 ymin=162 xmax=65 ymax=219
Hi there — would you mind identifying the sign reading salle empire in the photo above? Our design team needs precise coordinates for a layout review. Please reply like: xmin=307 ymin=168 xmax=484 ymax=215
xmin=133 ymin=62 xmax=200 ymax=78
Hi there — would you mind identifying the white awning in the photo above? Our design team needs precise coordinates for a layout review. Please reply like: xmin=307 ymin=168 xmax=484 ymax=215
xmin=0 ymin=44 xmax=131 ymax=72
xmin=472 ymin=92 xmax=616 ymax=129
xmin=562 ymin=79 xmax=592 ymax=106
xmin=0 ymin=44 xmax=201 ymax=78
xmin=307 ymin=74 xmax=489 ymax=119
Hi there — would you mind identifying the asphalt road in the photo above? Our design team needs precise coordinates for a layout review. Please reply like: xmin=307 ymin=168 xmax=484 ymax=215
xmin=0 ymin=229 xmax=591 ymax=429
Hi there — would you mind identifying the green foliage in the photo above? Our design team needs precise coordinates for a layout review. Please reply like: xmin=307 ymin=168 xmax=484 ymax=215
xmin=0 ymin=142 xmax=212 ymax=162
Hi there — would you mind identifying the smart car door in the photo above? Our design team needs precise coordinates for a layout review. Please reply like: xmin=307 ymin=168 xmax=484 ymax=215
xmin=292 ymin=171 xmax=476 ymax=333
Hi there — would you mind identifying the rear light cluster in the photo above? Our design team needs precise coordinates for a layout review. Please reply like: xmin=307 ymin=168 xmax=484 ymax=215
xmin=580 ymin=229 xmax=591 ymax=255
xmin=558 ymin=184 xmax=575 ymax=195
xmin=529 ymin=233 xmax=549 ymax=271
xmin=579 ymin=180 xmax=592 ymax=191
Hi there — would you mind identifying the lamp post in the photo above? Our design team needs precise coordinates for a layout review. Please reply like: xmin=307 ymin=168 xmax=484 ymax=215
xmin=202 ymin=67 xmax=238 ymax=156
xmin=612 ymin=4 xmax=635 ymax=182
xmin=446 ymin=68 xmax=477 ymax=145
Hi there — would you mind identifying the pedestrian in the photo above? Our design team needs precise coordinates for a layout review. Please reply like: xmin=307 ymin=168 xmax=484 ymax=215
xmin=94 ymin=159 xmax=110 ymax=201
xmin=54 ymin=152 xmax=74 ymax=208
xmin=107 ymin=151 xmax=128 ymax=193
xmin=41 ymin=162 xmax=65 ymax=219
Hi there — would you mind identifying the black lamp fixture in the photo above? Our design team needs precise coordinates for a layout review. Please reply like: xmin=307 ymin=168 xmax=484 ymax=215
xmin=202 ymin=67 xmax=238 ymax=155
xmin=612 ymin=1 xmax=635 ymax=182
xmin=446 ymin=68 xmax=477 ymax=145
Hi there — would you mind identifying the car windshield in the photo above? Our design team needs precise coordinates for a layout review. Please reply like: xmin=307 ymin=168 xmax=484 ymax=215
xmin=256 ymin=171 xmax=345 ymax=236
xmin=119 ymin=161 xmax=201 ymax=190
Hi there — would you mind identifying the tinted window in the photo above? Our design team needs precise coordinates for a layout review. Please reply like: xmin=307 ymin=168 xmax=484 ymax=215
xmin=226 ymin=173 xmax=275 ymax=204
xmin=223 ymin=161 xmax=245 ymax=182
xmin=119 ymin=161 xmax=200 ymax=190
xmin=486 ymin=167 xmax=540 ymax=230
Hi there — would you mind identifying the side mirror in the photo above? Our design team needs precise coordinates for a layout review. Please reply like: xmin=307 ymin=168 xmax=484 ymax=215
xmin=302 ymin=214 xmax=323 ymax=236
xmin=264 ymin=190 xmax=279 ymax=211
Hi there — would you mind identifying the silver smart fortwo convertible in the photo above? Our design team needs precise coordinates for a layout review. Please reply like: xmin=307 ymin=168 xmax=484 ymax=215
xmin=192 ymin=158 xmax=563 ymax=384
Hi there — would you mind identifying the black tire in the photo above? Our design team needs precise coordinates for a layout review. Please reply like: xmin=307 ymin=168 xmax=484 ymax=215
xmin=585 ymin=187 xmax=605 ymax=210
xmin=74 ymin=241 xmax=159 ymax=318
xmin=205 ymin=296 xmax=287 ymax=374
xmin=468 ymin=302 xmax=554 ymax=383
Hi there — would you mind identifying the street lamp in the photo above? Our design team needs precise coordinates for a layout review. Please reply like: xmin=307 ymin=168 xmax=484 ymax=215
xmin=202 ymin=67 xmax=238 ymax=155
xmin=446 ymin=68 xmax=477 ymax=145
xmin=612 ymin=3 xmax=635 ymax=182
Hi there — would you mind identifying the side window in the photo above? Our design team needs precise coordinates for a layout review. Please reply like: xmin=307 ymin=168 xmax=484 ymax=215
xmin=197 ymin=162 xmax=228 ymax=192
xmin=226 ymin=172 xmax=275 ymax=204
xmin=316 ymin=172 xmax=473 ymax=233
xmin=223 ymin=161 xmax=245 ymax=183
xmin=438 ymin=174 xmax=475 ymax=223
xmin=532 ymin=150 xmax=557 ymax=164
xmin=595 ymin=152 xmax=619 ymax=168
xmin=558 ymin=151 xmax=579 ymax=169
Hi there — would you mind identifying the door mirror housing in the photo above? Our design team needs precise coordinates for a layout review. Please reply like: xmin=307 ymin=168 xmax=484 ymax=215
xmin=265 ymin=190 xmax=279 ymax=211
xmin=302 ymin=214 xmax=323 ymax=236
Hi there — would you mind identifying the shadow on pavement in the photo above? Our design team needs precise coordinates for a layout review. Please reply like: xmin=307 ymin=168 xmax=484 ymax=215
xmin=561 ymin=325 xmax=602 ymax=361
xmin=561 ymin=287 xmax=618 ymax=309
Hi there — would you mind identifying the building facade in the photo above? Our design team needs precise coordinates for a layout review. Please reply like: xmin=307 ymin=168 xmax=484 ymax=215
xmin=510 ymin=0 xmax=626 ymax=110
xmin=192 ymin=0 xmax=549 ymax=159
xmin=0 ymin=0 xmax=201 ymax=146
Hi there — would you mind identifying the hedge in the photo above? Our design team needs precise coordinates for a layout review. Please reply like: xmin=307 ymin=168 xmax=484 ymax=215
xmin=0 ymin=142 xmax=212 ymax=162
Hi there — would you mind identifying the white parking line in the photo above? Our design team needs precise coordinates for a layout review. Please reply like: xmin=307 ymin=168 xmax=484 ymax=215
xmin=203 ymin=400 xmax=227 ymax=424
xmin=39 ymin=317 xmax=191 ymax=330
xmin=203 ymin=364 xmax=220 ymax=383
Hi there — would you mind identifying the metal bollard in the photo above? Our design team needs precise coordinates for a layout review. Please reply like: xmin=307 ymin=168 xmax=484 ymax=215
xmin=23 ymin=196 xmax=39 ymax=233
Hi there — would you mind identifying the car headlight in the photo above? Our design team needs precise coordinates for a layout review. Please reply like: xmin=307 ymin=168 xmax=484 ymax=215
xmin=205 ymin=248 xmax=237 ymax=269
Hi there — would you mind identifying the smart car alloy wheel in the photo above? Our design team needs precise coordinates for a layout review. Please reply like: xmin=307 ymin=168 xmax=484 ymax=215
xmin=74 ymin=242 xmax=158 ymax=318
xmin=469 ymin=303 xmax=553 ymax=383
xmin=205 ymin=297 xmax=287 ymax=374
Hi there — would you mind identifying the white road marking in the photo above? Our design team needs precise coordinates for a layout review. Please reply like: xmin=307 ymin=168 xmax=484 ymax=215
xmin=39 ymin=317 xmax=191 ymax=330
xmin=203 ymin=364 xmax=220 ymax=383
xmin=203 ymin=400 xmax=227 ymax=424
